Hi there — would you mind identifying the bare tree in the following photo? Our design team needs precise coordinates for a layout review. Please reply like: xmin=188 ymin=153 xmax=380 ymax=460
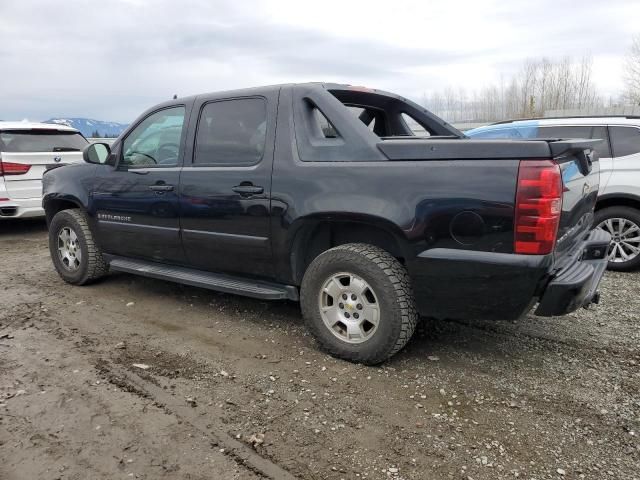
xmin=443 ymin=87 xmax=457 ymax=122
xmin=424 ymin=56 xmax=604 ymax=122
xmin=624 ymin=34 xmax=640 ymax=105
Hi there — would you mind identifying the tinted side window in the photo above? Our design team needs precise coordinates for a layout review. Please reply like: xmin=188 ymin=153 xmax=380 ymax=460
xmin=538 ymin=125 xmax=612 ymax=158
xmin=122 ymin=106 xmax=185 ymax=167
xmin=590 ymin=126 xmax=611 ymax=158
xmin=610 ymin=126 xmax=640 ymax=157
xmin=538 ymin=125 xmax=592 ymax=139
xmin=194 ymin=98 xmax=266 ymax=165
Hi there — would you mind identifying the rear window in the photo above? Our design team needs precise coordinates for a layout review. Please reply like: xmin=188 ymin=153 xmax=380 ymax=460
xmin=401 ymin=113 xmax=430 ymax=137
xmin=328 ymin=88 xmax=448 ymax=137
xmin=345 ymin=105 xmax=390 ymax=136
xmin=313 ymin=107 xmax=339 ymax=139
xmin=468 ymin=127 xmax=524 ymax=139
xmin=467 ymin=124 xmax=538 ymax=139
xmin=0 ymin=130 xmax=88 ymax=152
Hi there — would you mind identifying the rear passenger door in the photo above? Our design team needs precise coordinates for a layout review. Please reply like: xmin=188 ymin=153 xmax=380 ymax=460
xmin=179 ymin=91 xmax=278 ymax=278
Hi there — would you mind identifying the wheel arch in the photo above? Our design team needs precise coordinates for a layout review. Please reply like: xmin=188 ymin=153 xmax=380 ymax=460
xmin=595 ymin=193 xmax=640 ymax=213
xmin=43 ymin=195 xmax=85 ymax=226
xmin=287 ymin=214 xmax=411 ymax=285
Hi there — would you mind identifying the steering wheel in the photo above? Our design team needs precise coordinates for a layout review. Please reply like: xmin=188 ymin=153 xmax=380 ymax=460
xmin=127 ymin=150 xmax=157 ymax=164
xmin=156 ymin=143 xmax=179 ymax=164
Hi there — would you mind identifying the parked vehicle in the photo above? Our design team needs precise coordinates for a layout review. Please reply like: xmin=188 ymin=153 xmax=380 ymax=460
xmin=467 ymin=117 xmax=640 ymax=271
xmin=0 ymin=122 xmax=87 ymax=219
xmin=43 ymin=83 xmax=610 ymax=364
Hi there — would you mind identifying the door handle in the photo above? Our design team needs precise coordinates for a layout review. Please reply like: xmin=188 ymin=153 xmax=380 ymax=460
xmin=148 ymin=184 xmax=174 ymax=192
xmin=232 ymin=185 xmax=264 ymax=195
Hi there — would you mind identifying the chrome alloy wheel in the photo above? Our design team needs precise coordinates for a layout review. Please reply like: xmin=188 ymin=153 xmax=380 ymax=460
xmin=318 ymin=272 xmax=380 ymax=344
xmin=597 ymin=217 xmax=640 ymax=263
xmin=57 ymin=226 xmax=82 ymax=271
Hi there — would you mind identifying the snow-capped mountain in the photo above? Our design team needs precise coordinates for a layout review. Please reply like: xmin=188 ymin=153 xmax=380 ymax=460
xmin=43 ymin=118 xmax=128 ymax=138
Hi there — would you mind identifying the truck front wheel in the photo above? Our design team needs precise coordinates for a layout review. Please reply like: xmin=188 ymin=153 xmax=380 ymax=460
xmin=300 ymin=243 xmax=418 ymax=365
xmin=49 ymin=209 xmax=109 ymax=285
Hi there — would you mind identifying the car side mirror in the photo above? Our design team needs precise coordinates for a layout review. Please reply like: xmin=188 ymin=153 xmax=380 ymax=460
xmin=83 ymin=142 xmax=112 ymax=165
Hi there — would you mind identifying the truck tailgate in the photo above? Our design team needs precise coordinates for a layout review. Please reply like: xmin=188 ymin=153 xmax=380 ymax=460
xmin=547 ymin=139 xmax=601 ymax=267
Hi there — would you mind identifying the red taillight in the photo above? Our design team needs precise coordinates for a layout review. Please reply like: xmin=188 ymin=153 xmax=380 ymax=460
xmin=0 ymin=160 xmax=31 ymax=176
xmin=514 ymin=159 xmax=562 ymax=255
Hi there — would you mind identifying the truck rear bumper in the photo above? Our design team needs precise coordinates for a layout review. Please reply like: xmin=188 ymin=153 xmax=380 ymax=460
xmin=410 ymin=228 xmax=610 ymax=321
xmin=410 ymin=248 xmax=552 ymax=321
xmin=535 ymin=228 xmax=610 ymax=316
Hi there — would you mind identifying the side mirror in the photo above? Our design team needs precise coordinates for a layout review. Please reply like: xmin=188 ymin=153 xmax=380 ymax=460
xmin=83 ymin=142 xmax=112 ymax=164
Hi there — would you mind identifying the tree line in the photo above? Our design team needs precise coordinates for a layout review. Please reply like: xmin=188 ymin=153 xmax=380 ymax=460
xmin=90 ymin=130 xmax=119 ymax=138
xmin=422 ymin=34 xmax=640 ymax=123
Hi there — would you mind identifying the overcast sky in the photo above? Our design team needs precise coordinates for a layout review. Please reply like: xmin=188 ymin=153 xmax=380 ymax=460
xmin=1 ymin=0 xmax=638 ymax=123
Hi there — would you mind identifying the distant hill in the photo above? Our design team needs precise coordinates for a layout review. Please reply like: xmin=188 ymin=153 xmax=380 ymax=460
xmin=43 ymin=118 xmax=128 ymax=138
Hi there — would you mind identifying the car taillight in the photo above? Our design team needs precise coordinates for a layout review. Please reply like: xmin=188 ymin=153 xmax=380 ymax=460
xmin=514 ymin=159 xmax=562 ymax=255
xmin=0 ymin=160 xmax=31 ymax=176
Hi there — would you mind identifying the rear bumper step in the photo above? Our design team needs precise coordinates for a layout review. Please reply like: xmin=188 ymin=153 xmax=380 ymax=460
xmin=106 ymin=256 xmax=299 ymax=301
xmin=535 ymin=229 xmax=610 ymax=316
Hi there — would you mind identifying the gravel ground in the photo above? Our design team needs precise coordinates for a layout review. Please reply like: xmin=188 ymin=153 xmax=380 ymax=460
xmin=0 ymin=219 xmax=638 ymax=480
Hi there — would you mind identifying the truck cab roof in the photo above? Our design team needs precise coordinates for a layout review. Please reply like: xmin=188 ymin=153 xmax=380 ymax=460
xmin=144 ymin=82 xmax=463 ymax=141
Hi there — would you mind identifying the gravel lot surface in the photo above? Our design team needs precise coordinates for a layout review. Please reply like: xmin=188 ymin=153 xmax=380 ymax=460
xmin=1 ymin=219 xmax=638 ymax=480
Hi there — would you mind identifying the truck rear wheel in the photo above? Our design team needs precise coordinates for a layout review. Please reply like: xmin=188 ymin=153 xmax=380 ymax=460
xmin=49 ymin=209 xmax=109 ymax=285
xmin=594 ymin=206 xmax=640 ymax=272
xmin=300 ymin=243 xmax=418 ymax=365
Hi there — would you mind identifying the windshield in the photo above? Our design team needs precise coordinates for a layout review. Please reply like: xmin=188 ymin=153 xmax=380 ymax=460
xmin=0 ymin=130 xmax=88 ymax=152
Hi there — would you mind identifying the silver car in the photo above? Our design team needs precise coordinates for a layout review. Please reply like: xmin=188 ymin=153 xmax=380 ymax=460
xmin=467 ymin=116 xmax=640 ymax=271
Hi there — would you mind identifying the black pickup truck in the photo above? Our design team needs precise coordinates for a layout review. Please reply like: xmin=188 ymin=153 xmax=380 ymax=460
xmin=43 ymin=83 xmax=610 ymax=364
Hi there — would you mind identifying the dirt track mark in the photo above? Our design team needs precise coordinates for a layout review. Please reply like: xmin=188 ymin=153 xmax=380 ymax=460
xmin=97 ymin=362 xmax=298 ymax=480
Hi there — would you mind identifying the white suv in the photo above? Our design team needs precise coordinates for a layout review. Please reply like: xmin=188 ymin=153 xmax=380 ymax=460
xmin=0 ymin=122 xmax=88 ymax=219
xmin=467 ymin=116 xmax=640 ymax=271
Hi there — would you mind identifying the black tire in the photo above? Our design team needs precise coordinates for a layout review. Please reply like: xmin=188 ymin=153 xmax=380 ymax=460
xmin=300 ymin=243 xmax=418 ymax=365
xmin=49 ymin=209 xmax=109 ymax=285
xmin=594 ymin=206 xmax=640 ymax=272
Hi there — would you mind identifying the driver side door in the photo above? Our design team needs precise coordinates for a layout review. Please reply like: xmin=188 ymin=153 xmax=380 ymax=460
xmin=91 ymin=105 xmax=189 ymax=263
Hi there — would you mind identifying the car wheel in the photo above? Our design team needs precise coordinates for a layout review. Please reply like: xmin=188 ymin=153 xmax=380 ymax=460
xmin=300 ymin=243 xmax=418 ymax=365
xmin=49 ymin=209 xmax=109 ymax=285
xmin=594 ymin=206 xmax=640 ymax=272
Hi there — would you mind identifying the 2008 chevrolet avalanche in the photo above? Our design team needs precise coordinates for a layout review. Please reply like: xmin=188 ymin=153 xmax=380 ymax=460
xmin=43 ymin=83 xmax=610 ymax=364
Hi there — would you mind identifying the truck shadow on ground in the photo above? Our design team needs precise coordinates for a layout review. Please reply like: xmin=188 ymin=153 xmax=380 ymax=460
xmin=101 ymin=270 xmax=549 ymax=367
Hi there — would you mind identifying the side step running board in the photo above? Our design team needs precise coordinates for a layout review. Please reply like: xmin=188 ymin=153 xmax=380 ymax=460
xmin=107 ymin=256 xmax=298 ymax=301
